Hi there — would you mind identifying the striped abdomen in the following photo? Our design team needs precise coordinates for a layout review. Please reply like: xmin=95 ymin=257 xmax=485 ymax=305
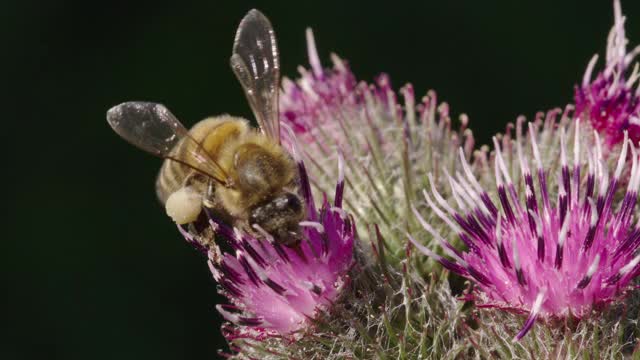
xmin=155 ymin=115 xmax=248 ymax=204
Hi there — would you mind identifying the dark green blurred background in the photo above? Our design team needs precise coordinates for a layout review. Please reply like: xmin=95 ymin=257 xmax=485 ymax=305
xmin=5 ymin=0 xmax=640 ymax=358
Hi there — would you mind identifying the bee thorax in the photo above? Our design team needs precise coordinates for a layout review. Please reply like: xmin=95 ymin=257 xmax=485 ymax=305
xmin=234 ymin=143 xmax=288 ymax=192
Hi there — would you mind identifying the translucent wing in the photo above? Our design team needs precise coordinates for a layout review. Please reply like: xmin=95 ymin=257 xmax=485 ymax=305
xmin=231 ymin=9 xmax=281 ymax=143
xmin=106 ymin=101 xmax=229 ymax=186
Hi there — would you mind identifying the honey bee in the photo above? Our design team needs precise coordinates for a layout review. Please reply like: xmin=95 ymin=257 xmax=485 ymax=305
xmin=106 ymin=9 xmax=305 ymax=246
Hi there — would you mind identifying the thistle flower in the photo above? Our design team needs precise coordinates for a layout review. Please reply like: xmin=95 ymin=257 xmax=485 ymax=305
xmin=280 ymin=29 xmax=474 ymax=267
xmin=179 ymin=151 xmax=355 ymax=340
xmin=280 ymin=30 xmax=358 ymax=140
xmin=410 ymin=119 xmax=640 ymax=341
xmin=575 ymin=0 xmax=640 ymax=148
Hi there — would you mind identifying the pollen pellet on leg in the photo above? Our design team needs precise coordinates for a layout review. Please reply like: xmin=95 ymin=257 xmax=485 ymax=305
xmin=165 ymin=187 xmax=203 ymax=224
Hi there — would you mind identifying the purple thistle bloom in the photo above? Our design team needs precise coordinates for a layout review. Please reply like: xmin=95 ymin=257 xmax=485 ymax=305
xmin=410 ymin=119 xmax=640 ymax=341
xmin=279 ymin=28 xmax=474 ymax=266
xmin=180 ymin=149 xmax=355 ymax=339
xmin=280 ymin=29 xmax=359 ymax=140
xmin=575 ymin=0 xmax=640 ymax=147
xmin=279 ymin=29 xmax=469 ymax=157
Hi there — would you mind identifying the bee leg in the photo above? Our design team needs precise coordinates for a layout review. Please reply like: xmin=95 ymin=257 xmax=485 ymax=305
xmin=179 ymin=210 xmax=225 ymax=263
xmin=190 ymin=209 xmax=213 ymax=235
xmin=200 ymin=206 xmax=240 ymax=257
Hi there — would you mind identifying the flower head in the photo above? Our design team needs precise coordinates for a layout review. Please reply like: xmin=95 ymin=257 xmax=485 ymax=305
xmin=411 ymin=119 xmax=640 ymax=341
xmin=280 ymin=29 xmax=474 ymax=266
xmin=575 ymin=0 xmax=640 ymax=147
xmin=280 ymin=29 xmax=358 ymax=140
xmin=179 ymin=151 xmax=355 ymax=339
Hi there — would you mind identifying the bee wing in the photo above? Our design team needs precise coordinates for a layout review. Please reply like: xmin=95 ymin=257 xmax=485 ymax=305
xmin=230 ymin=9 xmax=281 ymax=143
xmin=107 ymin=101 xmax=229 ymax=186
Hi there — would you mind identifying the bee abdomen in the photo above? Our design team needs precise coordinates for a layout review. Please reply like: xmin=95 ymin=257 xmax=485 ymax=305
xmin=155 ymin=116 xmax=249 ymax=205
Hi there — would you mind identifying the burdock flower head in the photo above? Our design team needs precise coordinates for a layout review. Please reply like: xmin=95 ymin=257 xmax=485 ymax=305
xmin=280 ymin=29 xmax=474 ymax=266
xmin=410 ymin=119 xmax=640 ymax=341
xmin=575 ymin=0 xmax=640 ymax=147
xmin=179 ymin=150 xmax=355 ymax=340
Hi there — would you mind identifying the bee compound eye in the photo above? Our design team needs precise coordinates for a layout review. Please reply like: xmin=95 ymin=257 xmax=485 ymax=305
xmin=165 ymin=187 xmax=203 ymax=225
xmin=272 ymin=192 xmax=300 ymax=210
xmin=284 ymin=193 xmax=302 ymax=213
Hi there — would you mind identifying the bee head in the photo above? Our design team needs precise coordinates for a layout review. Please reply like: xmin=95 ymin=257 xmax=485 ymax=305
xmin=249 ymin=192 xmax=305 ymax=246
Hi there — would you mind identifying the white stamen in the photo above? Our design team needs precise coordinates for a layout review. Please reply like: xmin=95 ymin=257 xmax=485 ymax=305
xmin=177 ymin=224 xmax=195 ymax=242
xmin=587 ymin=148 xmax=595 ymax=179
xmin=330 ymin=207 xmax=348 ymax=219
xmin=630 ymin=143 xmax=640 ymax=192
xmin=252 ymin=224 xmax=276 ymax=244
xmin=210 ymin=264 xmax=222 ymax=282
xmin=493 ymin=137 xmax=513 ymax=185
xmin=529 ymin=123 xmax=543 ymax=170
xmin=494 ymin=153 xmax=503 ymax=187
xmin=428 ymin=174 xmax=460 ymax=216
xmin=528 ymin=209 xmax=543 ymax=237
xmin=626 ymin=62 xmax=640 ymax=87
xmin=525 ymin=186 xmax=533 ymax=202
xmin=517 ymin=137 xmax=530 ymax=176
xmin=411 ymin=206 xmax=460 ymax=250
xmin=460 ymin=148 xmax=485 ymax=195
xmin=560 ymin=128 xmax=567 ymax=168
xmin=594 ymin=131 xmax=603 ymax=172
xmin=574 ymin=118 xmax=581 ymax=168
xmin=598 ymin=158 xmax=610 ymax=198
xmin=406 ymin=234 xmax=440 ymax=261
xmin=624 ymin=45 xmax=640 ymax=70
xmin=625 ymin=142 xmax=639 ymax=195
xmin=605 ymin=16 xmax=618 ymax=67
xmin=511 ymin=291 xmax=545 ymax=343
xmin=614 ymin=131 xmax=629 ymax=180
xmin=582 ymin=55 xmax=599 ymax=87
xmin=456 ymin=172 xmax=492 ymax=217
xmin=558 ymin=213 xmax=570 ymax=248
xmin=406 ymin=232 xmax=467 ymax=267
xmin=531 ymin=292 xmax=545 ymax=316
xmin=216 ymin=305 xmax=242 ymax=323
xmin=512 ymin=231 xmax=521 ymax=270
xmin=586 ymin=254 xmax=601 ymax=278
xmin=558 ymin=172 xmax=567 ymax=197
xmin=337 ymin=150 xmax=345 ymax=185
xmin=299 ymin=76 xmax=320 ymax=101
xmin=614 ymin=0 xmax=625 ymax=60
xmin=621 ymin=254 xmax=640 ymax=275
xmin=330 ymin=53 xmax=346 ymax=72
xmin=281 ymin=122 xmax=302 ymax=163
xmin=422 ymin=190 xmax=463 ymax=234
xmin=447 ymin=174 xmax=469 ymax=211
xmin=233 ymin=227 xmax=244 ymax=242
xmin=299 ymin=221 xmax=325 ymax=233
xmin=305 ymin=28 xmax=323 ymax=77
